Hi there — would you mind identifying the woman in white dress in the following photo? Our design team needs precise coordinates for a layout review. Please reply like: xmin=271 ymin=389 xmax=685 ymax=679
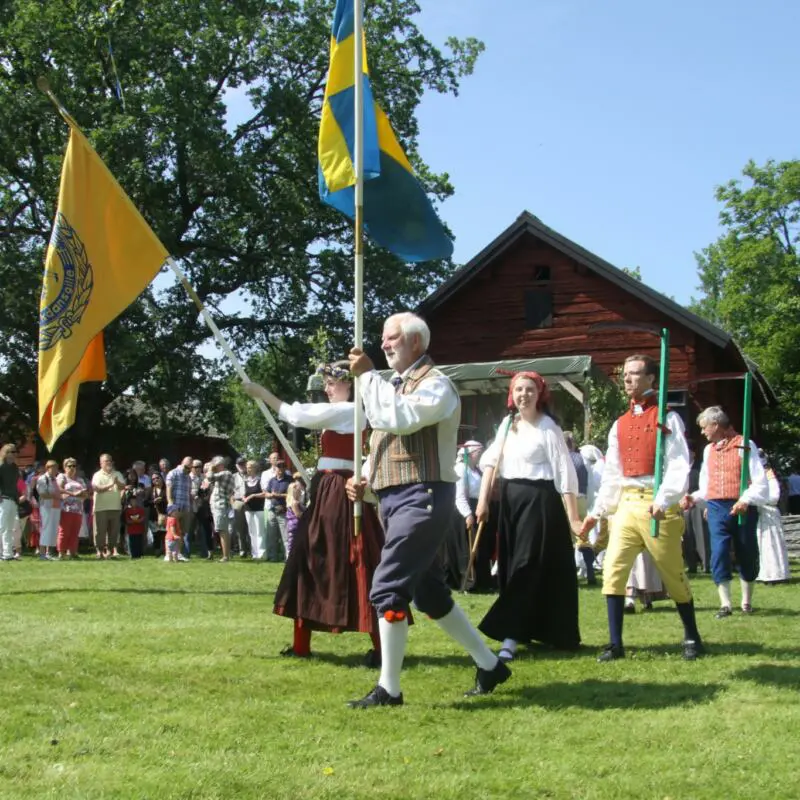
xmin=756 ymin=452 xmax=791 ymax=584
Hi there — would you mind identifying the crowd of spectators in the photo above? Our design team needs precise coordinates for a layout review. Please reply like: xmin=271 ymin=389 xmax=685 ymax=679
xmin=0 ymin=444 xmax=304 ymax=563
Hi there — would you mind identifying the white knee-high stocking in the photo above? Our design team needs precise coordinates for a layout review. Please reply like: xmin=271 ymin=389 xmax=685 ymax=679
xmin=378 ymin=616 xmax=408 ymax=697
xmin=434 ymin=603 xmax=498 ymax=670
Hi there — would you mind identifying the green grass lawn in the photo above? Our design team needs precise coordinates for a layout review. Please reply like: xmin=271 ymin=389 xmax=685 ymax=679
xmin=1 ymin=557 xmax=798 ymax=800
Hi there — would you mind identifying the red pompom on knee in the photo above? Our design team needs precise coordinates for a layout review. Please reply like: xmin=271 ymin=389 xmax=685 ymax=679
xmin=383 ymin=609 xmax=407 ymax=623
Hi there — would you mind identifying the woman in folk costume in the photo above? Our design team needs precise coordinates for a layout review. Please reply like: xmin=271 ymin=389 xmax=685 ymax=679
xmin=625 ymin=552 xmax=668 ymax=612
xmin=243 ymin=363 xmax=384 ymax=664
xmin=476 ymin=372 xmax=583 ymax=661
xmin=442 ymin=440 xmax=489 ymax=591
xmin=756 ymin=450 xmax=791 ymax=584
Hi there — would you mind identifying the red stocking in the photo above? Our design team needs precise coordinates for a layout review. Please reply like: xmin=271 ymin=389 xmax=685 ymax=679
xmin=293 ymin=619 xmax=312 ymax=656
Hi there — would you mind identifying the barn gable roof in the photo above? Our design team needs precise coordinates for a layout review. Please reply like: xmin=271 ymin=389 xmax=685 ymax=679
xmin=418 ymin=210 xmax=730 ymax=348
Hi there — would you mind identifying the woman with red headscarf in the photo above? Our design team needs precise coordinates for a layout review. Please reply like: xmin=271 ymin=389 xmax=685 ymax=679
xmin=475 ymin=372 xmax=583 ymax=659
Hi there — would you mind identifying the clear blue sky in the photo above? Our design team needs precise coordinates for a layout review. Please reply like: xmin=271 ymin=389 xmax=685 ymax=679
xmin=411 ymin=0 xmax=800 ymax=304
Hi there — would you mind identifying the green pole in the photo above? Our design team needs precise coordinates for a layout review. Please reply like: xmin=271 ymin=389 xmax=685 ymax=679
xmin=651 ymin=328 xmax=670 ymax=538
xmin=739 ymin=371 xmax=753 ymax=527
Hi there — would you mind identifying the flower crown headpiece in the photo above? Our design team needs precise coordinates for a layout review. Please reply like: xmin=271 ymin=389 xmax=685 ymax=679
xmin=315 ymin=361 xmax=352 ymax=381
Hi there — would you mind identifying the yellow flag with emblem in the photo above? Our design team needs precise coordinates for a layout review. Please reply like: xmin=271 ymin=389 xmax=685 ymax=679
xmin=38 ymin=120 xmax=167 ymax=450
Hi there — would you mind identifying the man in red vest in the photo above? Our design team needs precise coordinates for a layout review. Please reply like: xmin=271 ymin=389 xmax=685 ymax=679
xmin=680 ymin=406 xmax=768 ymax=617
xmin=580 ymin=354 xmax=703 ymax=661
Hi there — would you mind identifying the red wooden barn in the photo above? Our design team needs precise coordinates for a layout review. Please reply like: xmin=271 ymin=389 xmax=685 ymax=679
xmin=417 ymin=211 xmax=775 ymax=447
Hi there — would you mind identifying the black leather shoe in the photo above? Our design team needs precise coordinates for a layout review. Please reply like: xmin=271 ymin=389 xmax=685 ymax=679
xmin=682 ymin=639 xmax=705 ymax=661
xmin=715 ymin=606 xmax=732 ymax=619
xmin=464 ymin=659 xmax=512 ymax=696
xmin=597 ymin=643 xmax=625 ymax=662
xmin=347 ymin=684 xmax=403 ymax=708
xmin=280 ymin=645 xmax=311 ymax=658
xmin=624 ymin=603 xmax=636 ymax=615
xmin=363 ymin=648 xmax=381 ymax=668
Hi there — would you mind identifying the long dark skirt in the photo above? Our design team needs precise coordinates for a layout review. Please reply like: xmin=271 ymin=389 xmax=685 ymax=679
xmin=479 ymin=478 xmax=580 ymax=649
xmin=273 ymin=470 xmax=384 ymax=634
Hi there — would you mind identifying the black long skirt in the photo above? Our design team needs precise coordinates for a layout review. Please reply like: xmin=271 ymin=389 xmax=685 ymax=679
xmin=479 ymin=478 xmax=580 ymax=649
xmin=273 ymin=470 xmax=384 ymax=634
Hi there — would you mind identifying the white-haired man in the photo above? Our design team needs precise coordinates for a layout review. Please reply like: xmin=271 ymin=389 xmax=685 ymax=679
xmin=206 ymin=456 xmax=236 ymax=562
xmin=680 ymin=406 xmax=768 ymax=617
xmin=346 ymin=312 xmax=510 ymax=707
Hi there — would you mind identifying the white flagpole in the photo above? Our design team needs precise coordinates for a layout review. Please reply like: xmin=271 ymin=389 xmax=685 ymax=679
xmin=166 ymin=256 xmax=309 ymax=487
xmin=352 ymin=0 xmax=365 ymax=535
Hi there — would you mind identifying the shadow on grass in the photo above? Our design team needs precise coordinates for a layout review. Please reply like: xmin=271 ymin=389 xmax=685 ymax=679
xmin=626 ymin=641 xmax=800 ymax=659
xmin=0 ymin=587 xmax=275 ymax=597
xmin=310 ymin=651 xmax=478 ymax=669
xmin=445 ymin=679 xmax=724 ymax=711
xmin=740 ymin=607 xmax=800 ymax=617
xmin=734 ymin=664 xmax=800 ymax=690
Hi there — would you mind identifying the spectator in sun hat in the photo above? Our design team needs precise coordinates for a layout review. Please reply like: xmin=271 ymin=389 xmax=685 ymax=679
xmin=57 ymin=457 xmax=88 ymax=559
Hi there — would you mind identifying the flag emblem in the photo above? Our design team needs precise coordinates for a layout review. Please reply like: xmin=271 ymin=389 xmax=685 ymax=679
xmin=39 ymin=212 xmax=95 ymax=351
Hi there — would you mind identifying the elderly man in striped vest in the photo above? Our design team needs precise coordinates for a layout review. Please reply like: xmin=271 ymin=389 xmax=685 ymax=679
xmin=680 ymin=406 xmax=769 ymax=618
xmin=345 ymin=312 xmax=511 ymax=708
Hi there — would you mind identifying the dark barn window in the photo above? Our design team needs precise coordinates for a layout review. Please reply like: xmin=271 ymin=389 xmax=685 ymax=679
xmin=524 ymin=289 xmax=553 ymax=329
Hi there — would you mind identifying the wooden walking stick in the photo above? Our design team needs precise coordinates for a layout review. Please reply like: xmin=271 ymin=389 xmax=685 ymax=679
xmin=461 ymin=414 xmax=512 ymax=592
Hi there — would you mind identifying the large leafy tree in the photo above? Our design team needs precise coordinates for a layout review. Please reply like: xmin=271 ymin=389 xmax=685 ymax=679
xmin=0 ymin=0 xmax=483 ymax=460
xmin=690 ymin=159 xmax=800 ymax=466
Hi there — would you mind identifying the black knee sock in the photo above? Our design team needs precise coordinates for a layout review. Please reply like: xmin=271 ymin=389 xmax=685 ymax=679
xmin=581 ymin=547 xmax=595 ymax=582
xmin=607 ymin=595 xmax=625 ymax=647
xmin=675 ymin=600 xmax=701 ymax=642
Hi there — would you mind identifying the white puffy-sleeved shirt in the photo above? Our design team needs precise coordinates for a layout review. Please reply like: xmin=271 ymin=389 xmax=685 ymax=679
xmin=692 ymin=439 xmax=770 ymax=507
xmin=765 ymin=469 xmax=781 ymax=507
xmin=590 ymin=409 xmax=689 ymax=517
xmin=357 ymin=356 xmax=460 ymax=484
xmin=278 ymin=401 xmax=365 ymax=471
xmin=454 ymin=461 xmax=482 ymax=518
xmin=479 ymin=415 xmax=578 ymax=496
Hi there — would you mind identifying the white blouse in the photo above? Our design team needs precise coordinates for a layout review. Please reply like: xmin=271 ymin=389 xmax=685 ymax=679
xmin=278 ymin=400 xmax=365 ymax=433
xmin=455 ymin=462 xmax=482 ymax=518
xmin=480 ymin=415 xmax=578 ymax=496
xmin=278 ymin=401 xmax=367 ymax=471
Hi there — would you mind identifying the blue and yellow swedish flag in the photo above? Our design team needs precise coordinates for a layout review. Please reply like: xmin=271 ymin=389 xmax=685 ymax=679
xmin=318 ymin=0 xmax=453 ymax=262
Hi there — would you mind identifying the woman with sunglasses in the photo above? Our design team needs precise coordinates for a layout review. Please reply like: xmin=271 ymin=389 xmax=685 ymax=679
xmin=57 ymin=459 xmax=88 ymax=559
xmin=0 ymin=444 xmax=26 ymax=561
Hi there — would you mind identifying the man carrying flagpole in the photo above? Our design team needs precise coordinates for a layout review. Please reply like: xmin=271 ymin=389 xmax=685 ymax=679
xmin=346 ymin=313 xmax=511 ymax=707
